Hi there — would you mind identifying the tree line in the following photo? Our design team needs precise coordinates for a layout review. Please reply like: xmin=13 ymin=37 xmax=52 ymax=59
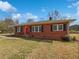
xmin=0 ymin=17 xmax=15 ymax=33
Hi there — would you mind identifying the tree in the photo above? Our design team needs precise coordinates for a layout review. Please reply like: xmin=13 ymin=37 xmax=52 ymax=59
xmin=48 ymin=12 xmax=52 ymax=20
xmin=52 ymin=10 xmax=61 ymax=20
xmin=0 ymin=17 xmax=15 ymax=33
xmin=48 ymin=10 xmax=61 ymax=20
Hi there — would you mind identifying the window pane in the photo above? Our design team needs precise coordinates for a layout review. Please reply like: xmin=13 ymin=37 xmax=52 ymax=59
xmin=35 ymin=26 xmax=38 ymax=32
xmin=31 ymin=26 xmax=42 ymax=32
xmin=52 ymin=25 xmax=57 ymax=31
xmin=59 ymin=25 xmax=63 ymax=31
xmin=31 ymin=26 xmax=34 ymax=32
xmin=17 ymin=27 xmax=21 ymax=32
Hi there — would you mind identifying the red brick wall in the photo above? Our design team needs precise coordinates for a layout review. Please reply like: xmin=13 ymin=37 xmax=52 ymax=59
xmin=15 ymin=22 xmax=68 ymax=40
xmin=15 ymin=26 xmax=24 ymax=35
xmin=29 ymin=23 xmax=68 ymax=40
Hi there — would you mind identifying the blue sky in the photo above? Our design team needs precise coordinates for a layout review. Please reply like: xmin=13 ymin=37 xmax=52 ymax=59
xmin=0 ymin=0 xmax=79 ymax=24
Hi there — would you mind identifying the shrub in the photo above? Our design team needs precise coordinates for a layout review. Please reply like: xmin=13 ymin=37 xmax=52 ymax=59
xmin=61 ymin=35 xmax=76 ymax=42
xmin=62 ymin=36 xmax=70 ymax=42
xmin=72 ymin=36 xmax=76 ymax=41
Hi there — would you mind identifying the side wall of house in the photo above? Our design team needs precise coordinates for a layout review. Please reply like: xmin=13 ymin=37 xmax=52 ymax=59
xmin=15 ymin=22 xmax=69 ymax=40
xmin=15 ymin=26 xmax=24 ymax=36
xmin=28 ymin=22 xmax=69 ymax=40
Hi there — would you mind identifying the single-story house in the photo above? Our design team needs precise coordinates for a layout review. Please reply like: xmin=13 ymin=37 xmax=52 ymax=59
xmin=14 ymin=19 xmax=75 ymax=40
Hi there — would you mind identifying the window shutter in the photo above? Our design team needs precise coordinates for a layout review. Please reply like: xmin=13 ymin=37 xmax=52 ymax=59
xmin=41 ymin=25 xmax=43 ymax=32
xmin=15 ymin=27 xmax=17 ymax=32
xmin=64 ymin=24 xmax=66 ymax=31
xmin=21 ymin=26 xmax=23 ymax=32
xmin=30 ymin=26 xmax=31 ymax=32
xmin=51 ymin=25 xmax=52 ymax=31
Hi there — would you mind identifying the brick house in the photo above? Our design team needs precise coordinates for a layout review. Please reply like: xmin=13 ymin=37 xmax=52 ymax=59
xmin=14 ymin=19 xmax=75 ymax=40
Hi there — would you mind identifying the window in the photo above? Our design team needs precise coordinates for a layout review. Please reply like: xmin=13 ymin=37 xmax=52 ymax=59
xmin=35 ymin=26 xmax=38 ymax=32
xmin=17 ymin=27 xmax=22 ymax=32
xmin=31 ymin=26 xmax=34 ymax=32
xmin=52 ymin=25 xmax=58 ymax=31
xmin=52 ymin=24 xmax=63 ymax=31
xmin=59 ymin=24 xmax=63 ymax=31
xmin=31 ymin=26 xmax=42 ymax=32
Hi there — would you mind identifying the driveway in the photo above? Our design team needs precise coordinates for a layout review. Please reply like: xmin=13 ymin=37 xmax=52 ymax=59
xmin=0 ymin=33 xmax=21 ymax=40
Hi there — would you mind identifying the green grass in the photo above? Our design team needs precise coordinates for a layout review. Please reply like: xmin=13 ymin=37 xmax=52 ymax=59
xmin=0 ymin=34 xmax=79 ymax=59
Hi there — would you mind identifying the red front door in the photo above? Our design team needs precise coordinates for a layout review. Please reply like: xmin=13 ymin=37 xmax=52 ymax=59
xmin=26 ymin=27 xmax=29 ymax=33
xmin=24 ymin=26 xmax=29 ymax=34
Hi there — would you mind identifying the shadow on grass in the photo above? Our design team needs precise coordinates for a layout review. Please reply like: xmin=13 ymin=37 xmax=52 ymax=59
xmin=3 ymin=34 xmax=53 ymax=43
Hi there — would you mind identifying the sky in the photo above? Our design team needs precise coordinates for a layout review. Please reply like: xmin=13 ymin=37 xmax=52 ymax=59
xmin=0 ymin=0 xmax=79 ymax=24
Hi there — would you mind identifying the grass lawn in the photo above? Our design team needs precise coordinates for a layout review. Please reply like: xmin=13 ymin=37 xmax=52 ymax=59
xmin=0 ymin=34 xmax=79 ymax=59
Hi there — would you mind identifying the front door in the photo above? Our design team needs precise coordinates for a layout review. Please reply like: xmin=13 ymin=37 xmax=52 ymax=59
xmin=26 ymin=27 xmax=29 ymax=33
xmin=24 ymin=26 xmax=29 ymax=34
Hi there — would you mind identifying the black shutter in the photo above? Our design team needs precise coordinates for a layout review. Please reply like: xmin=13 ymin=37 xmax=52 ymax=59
xmin=64 ymin=24 xmax=66 ymax=31
xmin=15 ymin=27 xmax=17 ymax=32
xmin=30 ymin=26 xmax=31 ymax=32
xmin=41 ymin=25 xmax=43 ymax=32
xmin=51 ymin=25 xmax=52 ymax=31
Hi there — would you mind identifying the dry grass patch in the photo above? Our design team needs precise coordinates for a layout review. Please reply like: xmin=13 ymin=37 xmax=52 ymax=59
xmin=26 ymin=41 xmax=79 ymax=59
xmin=70 ymin=34 xmax=79 ymax=40
xmin=0 ymin=39 xmax=39 ymax=59
xmin=0 ymin=34 xmax=79 ymax=59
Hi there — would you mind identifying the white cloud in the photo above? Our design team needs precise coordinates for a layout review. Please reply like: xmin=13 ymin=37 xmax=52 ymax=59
xmin=12 ymin=13 xmax=21 ymax=20
xmin=71 ymin=1 xmax=79 ymax=7
xmin=68 ymin=1 xmax=79 ymax=8
xmin=68 ymin=1 xmax=79 ymax=16
xmin=68 ymin=5 xmax=72 ymax=8
xmin=64 ymin=13 xmax=73 ymax=19
xmin=0 ymin=1 xmax=16 ymax=13
xmin=12 ymin=13 xmax=38 ymax=22
xmin=41 ymin=8 xmax=46 ymax=12
xmin=73 ymin=1 xmax=79 ymax=16
xmin=25 ymin=13 xmax=38 ymax=19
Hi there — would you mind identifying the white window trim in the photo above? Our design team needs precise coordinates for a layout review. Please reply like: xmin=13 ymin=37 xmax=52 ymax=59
xmin=37 ymin=26 xmax=41 ymax=32
xmin=17 ymin=27 xmax=21 ymax=32
xmin=52 ymin=24 xmax=64 ymax=31
xmin=33 ymin=26 xmax=35 ymax=32
xmin=52 ymin=24 xmax=58 ymax=31
xmin=31 ymin=26 xmax=41 ymax=32
xmin=58 ymin=24 xmax=64 ymax=31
